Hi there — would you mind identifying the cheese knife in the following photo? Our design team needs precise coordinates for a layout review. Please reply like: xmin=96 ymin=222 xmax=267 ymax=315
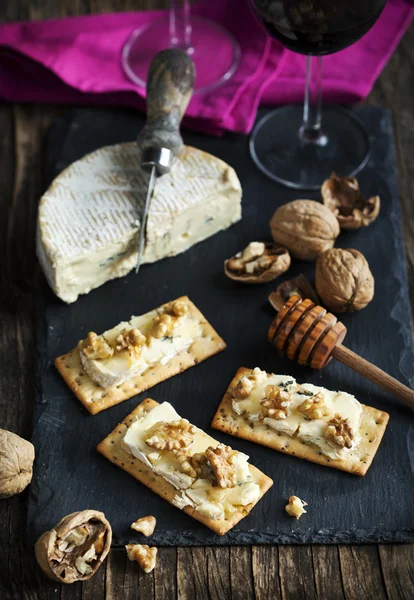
xmin=135 ymin=48 xmax=196 ymax=273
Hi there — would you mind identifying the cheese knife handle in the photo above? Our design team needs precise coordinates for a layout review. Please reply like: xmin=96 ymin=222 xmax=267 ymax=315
xmin=137 ymin=48 xmax=195 ymax=164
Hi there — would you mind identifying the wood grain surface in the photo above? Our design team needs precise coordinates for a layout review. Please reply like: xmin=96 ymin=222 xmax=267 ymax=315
xmin=0 ymin=1 xmax=413 ymax=599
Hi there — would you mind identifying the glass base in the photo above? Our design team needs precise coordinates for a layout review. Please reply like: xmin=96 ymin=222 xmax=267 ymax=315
xmin=249 ymin=105 xmax=370 ymax=190
xmin=122 ymin=16 xmax=241 ymax=94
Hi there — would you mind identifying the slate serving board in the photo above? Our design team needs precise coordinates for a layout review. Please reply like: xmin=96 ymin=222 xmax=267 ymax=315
xmin=28 ymin=107 xmax=414 ymax=546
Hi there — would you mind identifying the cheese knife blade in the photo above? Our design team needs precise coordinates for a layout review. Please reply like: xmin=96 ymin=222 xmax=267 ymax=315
xmin=135 ymin=48 xmax=196 ymax=274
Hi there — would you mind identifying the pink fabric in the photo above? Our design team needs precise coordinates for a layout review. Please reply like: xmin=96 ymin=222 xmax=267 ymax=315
xmin=0 ymin=0 xmax=412 ymax=135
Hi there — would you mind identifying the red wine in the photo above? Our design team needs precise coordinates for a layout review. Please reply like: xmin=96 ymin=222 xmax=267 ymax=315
xmin=250 ymin=0 xmax=386 ymax=55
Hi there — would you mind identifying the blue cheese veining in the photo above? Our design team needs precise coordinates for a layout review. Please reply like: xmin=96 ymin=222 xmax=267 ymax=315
xmin=37 ymin=143 xmax=242 ymax=303
xmin=231 ymin=368 xmax=363 ymax=460
xmin=121 ymin=402 xmax=261 ymax=521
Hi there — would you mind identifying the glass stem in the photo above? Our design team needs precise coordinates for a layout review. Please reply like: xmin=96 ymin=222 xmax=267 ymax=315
xmin=299 ymin=56 xmax=326 ymax=145
xmin=169 ymin=0 xmax=192 ymax=53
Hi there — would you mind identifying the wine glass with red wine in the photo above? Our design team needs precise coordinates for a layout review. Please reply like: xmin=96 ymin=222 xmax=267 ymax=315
xmin=249 ymin=0 xmax=387 ymax=189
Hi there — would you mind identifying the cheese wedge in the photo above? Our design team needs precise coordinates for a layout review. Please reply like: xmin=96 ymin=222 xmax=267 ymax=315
xmin=97 ymin=399 xmax=273 ymax=535
xmin=37 ymin=143 xmax=242 ymax=303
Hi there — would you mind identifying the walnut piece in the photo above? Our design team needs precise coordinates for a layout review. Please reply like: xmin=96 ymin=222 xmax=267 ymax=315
xmin=81 ymin=332 xmax=113 ymax=360
xmin=152 ymin=313 xmax=174 ymax=338
xmin=325 ymin=414 xmax=354 ymax=449
xmin=297 ymin=392 xmax=331 ymax=420
xmin=205 ymin=444 xmax=237 ymax=488
xmin=115 ymin=328 xmax=146 ymax=356
xmin=315 ymin=248 xmax=374 ymax=312
xmin=260 ymin=385 xmax=292 ymax=420
xmin=285 ymin=496 xmax=307 ymax=520
xmin=174 ymin=450 xmax=198 ymax=478
xmin=225 ymin=241 xmax=291 ymax=284
xmin=144 ymin=419 xmax=196 ymax=451
xmin=189 ymin=452 xmax=209 ymax=477
xmin=270 ymin=200 xmax=340 ymax=261
xmin=169 ymin=300 xmax=189 ymax=317
xmin=130 ymin=516 xmax=156 ymax=537
xmin=322 ymin=172 xmax=380 ymax=230
xmin=232 ymin=375 xmax=255 ymax=399
xmin=35 ymin=510 xmax=112 ymax=583
xmin=0 ymin=429 xmax=35 ymax=499
xmin=126 ymin=544 xmax=157 ymax=573
xmin=151 ymin=300 xmax=189 ymax=338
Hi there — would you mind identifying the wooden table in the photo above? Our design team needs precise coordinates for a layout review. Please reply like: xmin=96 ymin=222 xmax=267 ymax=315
xmin=1 ymin=2 xmax=413 ymax=598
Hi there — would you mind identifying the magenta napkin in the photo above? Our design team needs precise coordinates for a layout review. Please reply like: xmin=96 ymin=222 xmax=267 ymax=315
xmin=0 ymin=0 xmax=412 ymax=135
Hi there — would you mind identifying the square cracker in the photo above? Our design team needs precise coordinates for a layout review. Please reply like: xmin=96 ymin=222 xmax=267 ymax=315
xmin=97 ymin=398 xmax=273 ymax=536
xmin=55 ymin=296 xmax=226 ymax=415
xmin=211 ymin=367 xmax=390 ymax=476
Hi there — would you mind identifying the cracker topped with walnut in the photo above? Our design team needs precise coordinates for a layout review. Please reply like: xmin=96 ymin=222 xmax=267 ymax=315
xmin=55 ymin=296 xmax=226 ymax=415
xmin=97 ymin=400 xmax=273 ymax=536
xmin=212 ymin=367 xmax=389 ymax=476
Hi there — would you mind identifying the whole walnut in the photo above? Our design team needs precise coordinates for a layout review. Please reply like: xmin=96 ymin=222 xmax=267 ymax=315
xmin=0 ymin=429 xmax=35 ymax=498
xmin=270 ymin=200 xmax=340 ymax=261
xmin=315 ymin=248 xmax=374 ymax=313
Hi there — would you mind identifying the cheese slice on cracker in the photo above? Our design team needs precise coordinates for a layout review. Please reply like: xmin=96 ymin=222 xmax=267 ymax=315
xmin=55 ymin=296 xmax=225 ymax=415
xmin=211 ymin=367 xmax=389 ymax=476
xmin=97 ymin=399 xmax=273 ymax=536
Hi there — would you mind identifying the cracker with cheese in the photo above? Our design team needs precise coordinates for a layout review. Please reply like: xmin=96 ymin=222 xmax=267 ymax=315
xmin=55 ymin=297 xmax=225 ymax=415
xmin=212 ymin=367 xmax=389 ymax=476
xmin=97 ymin=399 xmax=273 ymax=536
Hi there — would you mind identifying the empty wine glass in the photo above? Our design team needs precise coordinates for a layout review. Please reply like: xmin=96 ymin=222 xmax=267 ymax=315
xmin=249 ymin=0 xmax=387 ymax=189
xmin=122 ymin=0 xmax=241 ymax=94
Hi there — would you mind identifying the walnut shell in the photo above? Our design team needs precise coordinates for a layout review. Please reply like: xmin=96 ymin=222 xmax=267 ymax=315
xmin=270 ymin=200 xmax=340 ymax=261
xmin=322 ymin=172 xmax=380 ymax=230
xmin=268 ymin=274 xmax=319 ymax=312
xmin=35 ymin=510 xmax=112 ymax=583
xmin=0 ymin=429 xmax=35 ymax=498
xmin=315 ymin=248 xmax=374 ymax=313
xmin=224 ymin=242 xmax=291 ymax=284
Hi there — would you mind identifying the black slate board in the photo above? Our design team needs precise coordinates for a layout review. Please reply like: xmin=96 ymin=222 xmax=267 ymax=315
xmin=28 ymin=107 xmax=414 ymax=546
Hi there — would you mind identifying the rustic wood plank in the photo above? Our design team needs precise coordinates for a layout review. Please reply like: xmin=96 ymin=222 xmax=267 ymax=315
xmin=339 ymin=546 xmax=387 ymax=600
xmin=206 ymin=547 xmax=231 ymax=600
xmin=177 ymin=548 xmax=209 ymax=600
xmin=312 ymin=546 xmax=345 ymax=600
xmin=278 ymin=546 xmax=318 ymax=600
xmin=379 ymin=545 xmax=414 ymax=600
xmin=229 ymin=547 xmax=255 ymax=600
xmin=252 ymin=546 xmax=281 ymax=600
xmin=154 ymin=548 xmax=177 ymax=600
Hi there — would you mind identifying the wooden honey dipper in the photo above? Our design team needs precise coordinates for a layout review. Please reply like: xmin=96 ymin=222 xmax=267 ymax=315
xmin=268 ymin=294 xmax=414 ymax=409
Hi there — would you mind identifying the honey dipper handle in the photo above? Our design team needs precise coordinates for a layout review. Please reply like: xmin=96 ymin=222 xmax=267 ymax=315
xmin=332 ymin=344 xmax=414 ymax=409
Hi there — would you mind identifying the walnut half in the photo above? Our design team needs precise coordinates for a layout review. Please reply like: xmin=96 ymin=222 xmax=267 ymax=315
xmin=325 ymin=414 xmax=354 ymax=449
xmin=225 ymin=242 xmax=290 ymax=284
xmin=35 ymin=510 xmax=112 ymax=583
xmin=144 ymin=419 xmax=196 ymax=451
xmin=81 ymin=332 xmax=113 ymax=360
xmin=205 ymin=444 xmax=237 ymax=489
xmin=261 ymin=385 xmax=292 ymax=420
xmin=322 ymin=172 xmax=380 ymax=230
xmin=297 ymin=392 xmax=331 ymax=420
xmin=115 ymin=328 xmax=146 ymax=356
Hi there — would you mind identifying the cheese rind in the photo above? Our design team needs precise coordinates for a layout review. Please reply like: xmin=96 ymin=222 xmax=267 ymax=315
xmin=37 ymin=143 xmax=242 ymax=303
